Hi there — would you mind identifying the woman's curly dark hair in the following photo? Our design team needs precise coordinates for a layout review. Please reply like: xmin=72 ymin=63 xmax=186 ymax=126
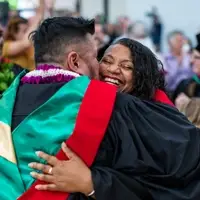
xmin=113 ymin=38 xmax=165 ymax=100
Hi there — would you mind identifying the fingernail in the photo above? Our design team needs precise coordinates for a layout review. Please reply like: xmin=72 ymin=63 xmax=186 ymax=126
xmin=28 ymin=163 xmax=33 ymax=167
xmin=30 ymin=172 xmax=36 ymax=176
xmin=35 ymin=151 xmax=40 ymax=156
xmin=35 ymin=185 xmax=39 ymax=190
xmin=35 ymin=185 xmax=41 ymax=190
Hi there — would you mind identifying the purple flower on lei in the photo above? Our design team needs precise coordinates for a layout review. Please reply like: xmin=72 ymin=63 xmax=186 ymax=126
xmin=21 ymin=64 xmax=78 ymax=84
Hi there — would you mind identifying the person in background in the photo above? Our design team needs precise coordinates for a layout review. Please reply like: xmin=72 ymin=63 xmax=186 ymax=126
xmin=94 ymin=14 xmax=104 ymax=24
xmin=0 ymin=1 xmax=9 ymax=26
xmin=0 ymin=23 xmax=23 ymax=93
xmin=146 ymin=7 xmax=163 ymax=52
xmin=97 ymin=24 xmax=119 ymax=61
xmin=182 ymin=37 xmax=193 ymax=54
xmin=111 ymin=16 xmax=131 ymax=43
xmin=151 ymin=15 xmax=162 ymax=52
xmin=104 ymin=23 xmax=118 ymax=43
xmin=126 ymin=21 xmax=164 ymax=67
xmin=118 ymin=16 xmax=130 ymax=35
xmin=45 ymin=0 xmax=56 ymax=17
xmin=163 ymin=30 xmax=194 ymax=93
xmin=128 ymin=21 xmax=155 ymax=53
xmin=174 ymin=33 xmax=200 ymax=127
xmin=94 ymin=23 xmax=107 ymax=50
xmin=2 ymin=0 xmax=45 ymax=71
xmin=0 ymin=24 xmax=3 ymax=55
xmin=94 ymin=23 xmax=112 ymax=61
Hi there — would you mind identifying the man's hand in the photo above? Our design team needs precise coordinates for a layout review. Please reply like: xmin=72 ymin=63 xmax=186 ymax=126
xmin=29 ymin=143 xmax=94 ymax=195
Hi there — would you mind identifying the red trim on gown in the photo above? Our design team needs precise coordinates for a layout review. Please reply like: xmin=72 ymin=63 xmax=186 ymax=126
xmin=154 ymin=89 xmax=174 ymax=106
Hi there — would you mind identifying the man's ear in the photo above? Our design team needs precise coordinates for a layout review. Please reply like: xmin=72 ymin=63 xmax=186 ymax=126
xmin=65 ymin=51 xmax=80 ymax=73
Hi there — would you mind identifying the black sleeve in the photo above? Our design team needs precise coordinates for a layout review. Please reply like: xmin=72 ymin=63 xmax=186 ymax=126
xmin=91 ymin=93 xmax=200 ymax=200
xmin=71 ymin=93 xmax=200 ymax=200
xmin=92 ymin=167 xmax=152 ymax=200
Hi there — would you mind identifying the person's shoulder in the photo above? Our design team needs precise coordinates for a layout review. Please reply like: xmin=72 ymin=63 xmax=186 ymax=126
xmin=114 ymin=92 xmax=140 ymax=109
xmin=110 ymin=92 xmax=151 ymax=123
xmin=116 ymin=92 xmax=134 ymax=100
xmin=114 ymin=92 xmax=180 ymax=119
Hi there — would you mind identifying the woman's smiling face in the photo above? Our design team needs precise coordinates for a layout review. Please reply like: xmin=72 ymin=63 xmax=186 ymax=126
xmin=99 ymin=44 xmax=134 ymax=93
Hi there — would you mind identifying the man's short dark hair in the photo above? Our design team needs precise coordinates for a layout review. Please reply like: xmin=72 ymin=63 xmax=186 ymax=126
xmin=30 ymin=17 xmax=95 ymax=64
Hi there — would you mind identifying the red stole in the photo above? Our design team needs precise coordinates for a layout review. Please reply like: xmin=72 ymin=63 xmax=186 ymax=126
xmin=154 ymin=89 xmax=174 ymax=106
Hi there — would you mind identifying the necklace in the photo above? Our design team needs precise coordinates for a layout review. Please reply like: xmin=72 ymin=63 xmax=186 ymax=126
xmin=21 ymin=64 xmax=80 ymax=84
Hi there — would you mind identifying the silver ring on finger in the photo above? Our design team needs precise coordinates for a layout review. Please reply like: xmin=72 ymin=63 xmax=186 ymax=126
xmin=48 ymin=167 xmax=53 ymax=175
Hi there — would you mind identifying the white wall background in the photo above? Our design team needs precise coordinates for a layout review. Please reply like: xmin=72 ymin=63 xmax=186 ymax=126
xmin=109 ymin=0 xmax=126 ymax=22
xmin=17 ymin=0 xmax=76 ymax=10
xmin=81 ymin=0 xmax=200 ymax=51
xmin=81 ymin=0 xmax=103 ymax=18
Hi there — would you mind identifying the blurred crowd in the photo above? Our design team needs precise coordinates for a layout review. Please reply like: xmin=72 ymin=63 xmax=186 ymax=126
xmin=0 ymin=1 xmax=200 ymax=127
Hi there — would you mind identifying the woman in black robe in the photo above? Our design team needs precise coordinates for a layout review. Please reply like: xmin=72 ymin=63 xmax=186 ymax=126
xmin=29 ymin=38 xmax=200 ymax=200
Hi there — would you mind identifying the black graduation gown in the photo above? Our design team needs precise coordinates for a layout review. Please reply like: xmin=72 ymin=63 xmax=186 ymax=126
xmin=12 ymin=82 xmax=200 ymax=200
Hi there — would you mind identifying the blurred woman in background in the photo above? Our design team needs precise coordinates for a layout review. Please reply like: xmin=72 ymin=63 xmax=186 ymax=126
xmin=0 ymin=22 xmax=23 ymax=93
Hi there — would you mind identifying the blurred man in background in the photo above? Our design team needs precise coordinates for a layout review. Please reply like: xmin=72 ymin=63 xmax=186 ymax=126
xmin=163 ymin=30 xmax=194 ymax=93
